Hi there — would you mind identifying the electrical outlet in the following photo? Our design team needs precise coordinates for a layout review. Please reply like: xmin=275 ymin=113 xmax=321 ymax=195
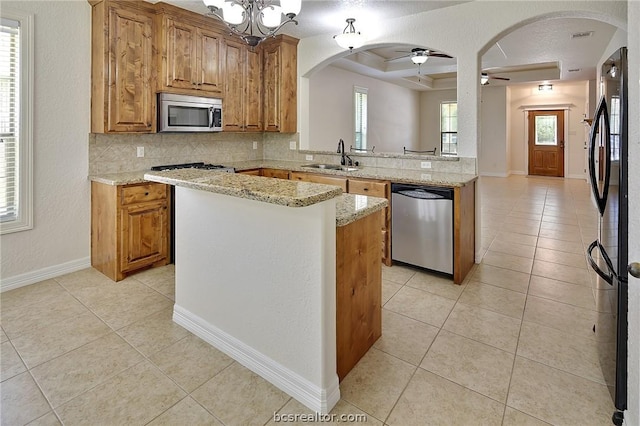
xmin=253 ymin=141 xmax=258 ymax=150
xmin=289 ymin=141 xmax=297 ymax=150
xmin=421 ymin=161 xmax=432 ymax=169
xmin=137 ymin=146 xmax=144 ymax=158
xmin=305 ymin=154 xmax=313 ymax=161
xmin=421 ymin=173 xmax=432 ymax=180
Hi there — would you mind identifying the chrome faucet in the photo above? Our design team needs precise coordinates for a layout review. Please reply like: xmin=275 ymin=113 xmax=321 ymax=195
xmin=337 ymin=139 xmax=353 ymax=166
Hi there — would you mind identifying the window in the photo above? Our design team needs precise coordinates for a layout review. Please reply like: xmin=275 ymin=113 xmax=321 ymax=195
xmin=354 ymin=86 xmax=367 ymax=150
xmin=440 ymin=102 xmax=457 ymax=155
xmin=534 ymin=115 xmax=558 ymax=146
xmin=610 ymin=96 xmax=620 ymax=161
xmin=1 ymin=12 xmax=32 ymax=234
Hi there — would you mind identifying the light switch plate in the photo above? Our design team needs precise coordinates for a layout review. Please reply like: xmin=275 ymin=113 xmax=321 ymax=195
xmin=421 ymin=161 xmax=432 ymax=169
xmin=137 ymin=146 xmax=144 ymax=158
xmin=253 ymin=141 xmax=258 ymax=150
xmin=289 ymin=141 xmax=297 ymax=150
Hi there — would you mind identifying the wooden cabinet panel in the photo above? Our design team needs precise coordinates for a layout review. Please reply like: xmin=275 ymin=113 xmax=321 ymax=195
xmin=159 ymin=13 xmax=224 ymax=95
xmin=347 ymin=178 xmax=391 ymax=266
xmin=91 ymin=181 xmax=170 ymax=281
xmin=238 ymin=169 xmax=261 ymax=176
xmin=261 ymin=168 xmax=289 ymax=179
xmin=290 ymin=171 xmax=347 ymax=192
xmin=262 ymin=35 xmax=298 ymax=133
xmin=120 ymin=200 xmax=168 ymax=272
xmin=91 ymin=1 xmax=156 ymax=133
xmin=336 ymin=211 xmax=382 ymax=381
xmin=223 ymin=39 xmax=262 ymax=132
xmin=453 ymin=182 xmax=475 ymax=284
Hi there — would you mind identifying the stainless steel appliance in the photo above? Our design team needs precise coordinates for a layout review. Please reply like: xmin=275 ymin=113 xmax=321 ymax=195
xmin=150 ymin=162 xmax=235 ymax=262
xmin=586 ymin=46 xmax=628 ymax=426
xmin=391 ymin=183 xmax=453 ymax=275
xmin=158 ymin=93 xmax=222 ymax=132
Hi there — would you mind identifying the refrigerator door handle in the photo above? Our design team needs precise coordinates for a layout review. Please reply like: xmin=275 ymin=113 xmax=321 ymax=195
xmin=588 ymin=97 xmax=612 ymax=216
xmin=587 ymin=240 xmax=615 ymax=285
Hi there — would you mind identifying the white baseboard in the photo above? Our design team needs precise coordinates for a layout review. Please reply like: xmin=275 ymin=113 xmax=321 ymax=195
xmin=173 ymin=305 xmax=340 ymax=414
xmin=479 ymin=171 xmax=509 ymax=177
xmin=1 ymin=257 xmax=91 ymax=293
xmin=509 ymin=170 xmax=527 ymax=175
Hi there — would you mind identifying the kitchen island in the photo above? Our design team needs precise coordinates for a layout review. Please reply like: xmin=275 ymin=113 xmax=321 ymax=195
xmin=144 ymin=169 xmax=387 ymax=414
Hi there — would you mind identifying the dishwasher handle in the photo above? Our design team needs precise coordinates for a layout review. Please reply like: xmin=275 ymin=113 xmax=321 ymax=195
xmin=391 ymin=183 xmax=453 ymax=200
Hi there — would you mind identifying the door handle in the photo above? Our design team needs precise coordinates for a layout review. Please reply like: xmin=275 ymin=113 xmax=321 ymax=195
xmin=560 ymin=141 xmax=565 ymax=148
xmin=629 ymin=262 xmax=640 ymax=279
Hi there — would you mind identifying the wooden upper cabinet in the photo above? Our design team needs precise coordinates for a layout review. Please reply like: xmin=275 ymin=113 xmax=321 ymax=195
xmin=91 ymin=0 xmax=156 ymax=133
xmin=222 ymin=39 xmax=263 ymax=132
xmin=157 ymin=11 xmax=224 ymax=95
xmin=262 ymin=35 xmax=298 ymax=133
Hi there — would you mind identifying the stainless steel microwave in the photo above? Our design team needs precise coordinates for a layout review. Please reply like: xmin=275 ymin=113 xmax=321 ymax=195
xmin=158 ymin=93 xmax=222 ymax=132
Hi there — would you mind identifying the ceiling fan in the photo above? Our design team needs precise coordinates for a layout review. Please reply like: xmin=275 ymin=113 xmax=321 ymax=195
xmin=481 ymin=72 xmax=510 ymax=85
xmin=386 ymin=47 xmax=453 ymax=64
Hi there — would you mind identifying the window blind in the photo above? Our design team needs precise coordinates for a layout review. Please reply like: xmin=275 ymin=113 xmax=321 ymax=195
xmin=354 ymin=88 xmax=367 ymax=150
xmin=0 ymin=17 xmax=19 ymax=222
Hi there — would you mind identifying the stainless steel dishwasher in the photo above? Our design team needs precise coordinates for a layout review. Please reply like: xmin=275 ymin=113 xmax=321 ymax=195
xmin=391 ymin=183 xmax=453 ymax=274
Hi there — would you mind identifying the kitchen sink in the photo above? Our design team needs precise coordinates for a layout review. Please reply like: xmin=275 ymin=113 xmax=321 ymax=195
xmin=301 ymin=164 xmax=359 ymax=172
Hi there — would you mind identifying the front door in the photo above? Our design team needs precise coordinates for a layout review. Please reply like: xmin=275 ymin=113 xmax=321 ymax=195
xmin=528 ymin=110 xmax=565 ymax=177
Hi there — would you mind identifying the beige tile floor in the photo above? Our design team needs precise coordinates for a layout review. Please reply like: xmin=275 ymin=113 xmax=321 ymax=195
xmin=0 ymin=175 xmax=617 ymax=425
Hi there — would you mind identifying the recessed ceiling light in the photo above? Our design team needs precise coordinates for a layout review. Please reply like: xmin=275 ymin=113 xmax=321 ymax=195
xmin=571 ymin=31 xmax=594 ymax=39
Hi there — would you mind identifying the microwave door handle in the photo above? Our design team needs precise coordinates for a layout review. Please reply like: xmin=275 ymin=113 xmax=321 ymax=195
xmin=208 ymin=107 xmax=214 ymax=128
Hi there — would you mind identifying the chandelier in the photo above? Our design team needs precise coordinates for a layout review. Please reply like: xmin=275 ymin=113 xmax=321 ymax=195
xmin=333 ymin=18 xmax=365 ymax=51
xmin=203 ymin=0 xmax=301 ymax=47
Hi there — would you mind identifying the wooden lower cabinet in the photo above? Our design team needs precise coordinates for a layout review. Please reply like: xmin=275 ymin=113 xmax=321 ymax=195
xmin=453 ymin=181 xmax=476 ymax=284
xmin=260 ymin=168 xmax=290 ymax=179
xmin=91 ymin=181 xmax=170 ymax=281
xmin=336 ymin=210 xmax=382 ymax=381
xmin=289 ymin=171 xmax=348 ymax=192
xmin=346 ymin=178 xmax=391 ymax=266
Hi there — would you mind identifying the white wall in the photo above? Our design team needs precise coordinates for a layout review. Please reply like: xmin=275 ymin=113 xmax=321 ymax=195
xmin=0 ymin=1 xmax=91 ymax=288
xmin=507 ymin=81 xmax=590 ymax=178
xmin=308 ymin=65 xmax=420 ymax=153
xmin=479 ymin=86 xmax=509 ymax=176
xmin=419 ymin=89 xmax=456 ymax=153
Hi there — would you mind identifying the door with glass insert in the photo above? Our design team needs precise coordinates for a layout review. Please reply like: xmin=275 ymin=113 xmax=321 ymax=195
xmin=528 ymin=110 xmax=565 ymax=177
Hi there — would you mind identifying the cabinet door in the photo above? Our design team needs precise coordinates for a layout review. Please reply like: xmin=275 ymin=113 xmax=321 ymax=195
xmin=107 ymin=6 xmax=154 ymax=132
xmin=197 ymin=28 xmax=223 ymax=94
xmin=223 ymin=39 xmax=245 ymax=131
xmin=163 ymin=18 xmax=197 ymax=91
xmin=263 ymin=43 xmax=281 ymax=132
xmin=120 ymin=200 xmax=168 ymax=272
xmin=244 ymin=48 xmax=263 ymax=132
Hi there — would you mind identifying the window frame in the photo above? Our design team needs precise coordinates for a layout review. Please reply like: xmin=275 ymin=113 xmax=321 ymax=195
xmin=0 ymin=10 xmax=33 ymax=234
xmin=353 ymin=86 xmax=368 ymax=150
xmin=440 ymin=101 xmax=458 ymax=155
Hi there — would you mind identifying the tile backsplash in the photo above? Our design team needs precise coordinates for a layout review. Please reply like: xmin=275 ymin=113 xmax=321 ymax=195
xmin=89 ymin=133 xmax=477 ymax=175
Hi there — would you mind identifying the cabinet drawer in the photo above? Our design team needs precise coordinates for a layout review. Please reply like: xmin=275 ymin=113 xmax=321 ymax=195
xmin=290 ymin=172 xmax=347 ymax=191
xmin=121 ymin=183 xmax=167 ymax=205
xmin=348 ymin=179 xmax=389 ymax=198
xmin=261 ymin=168 xmax=290 ymax=179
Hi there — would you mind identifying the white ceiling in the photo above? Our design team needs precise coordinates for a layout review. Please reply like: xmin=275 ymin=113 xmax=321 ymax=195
xmin=161 ymin=1 xmax=619 ymax=90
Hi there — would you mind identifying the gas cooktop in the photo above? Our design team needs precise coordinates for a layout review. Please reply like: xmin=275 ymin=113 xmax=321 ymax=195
xmin=150 ymin=162 xmax=235 ymax=173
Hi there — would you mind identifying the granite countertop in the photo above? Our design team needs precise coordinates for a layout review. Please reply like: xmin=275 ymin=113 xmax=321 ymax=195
xmin=143 ymin=169 xmax=343 ymax=208
xmin=336 ymin=194 xmax=388 ymax=227
xmin=228 ymin=160 xmax=477 ymax=187
xmin=89 ymin=160 xmax=477 ymax=188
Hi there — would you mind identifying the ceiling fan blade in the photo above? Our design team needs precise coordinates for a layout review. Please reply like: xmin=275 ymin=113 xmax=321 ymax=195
xmin=385 ymin=54 xmax=412 ymax=62
xmin=426 ymin=52 xmax=453 ymax=58
xmin=490 ymin=76 xmax=511 ymax=81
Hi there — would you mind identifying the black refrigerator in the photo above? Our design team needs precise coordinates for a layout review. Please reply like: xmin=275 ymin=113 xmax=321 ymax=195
xmin=586 ymin=46 xmax=628 ymax=426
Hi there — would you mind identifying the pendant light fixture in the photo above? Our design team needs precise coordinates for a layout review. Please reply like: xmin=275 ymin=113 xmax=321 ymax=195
xmin=203 ymin=0 xmax=301 ymax=47
xmin=334 ymin=18 xmax=365 ymax=51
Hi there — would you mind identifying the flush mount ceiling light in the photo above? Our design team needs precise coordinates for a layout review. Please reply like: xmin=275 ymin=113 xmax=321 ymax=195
xmin=203 ymin=0 xmax=301 ymax=47
xmin=538 ymin=83 xmax=553 ymax=91
xmin=334 ymin=18 xmax=365 ymax=51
